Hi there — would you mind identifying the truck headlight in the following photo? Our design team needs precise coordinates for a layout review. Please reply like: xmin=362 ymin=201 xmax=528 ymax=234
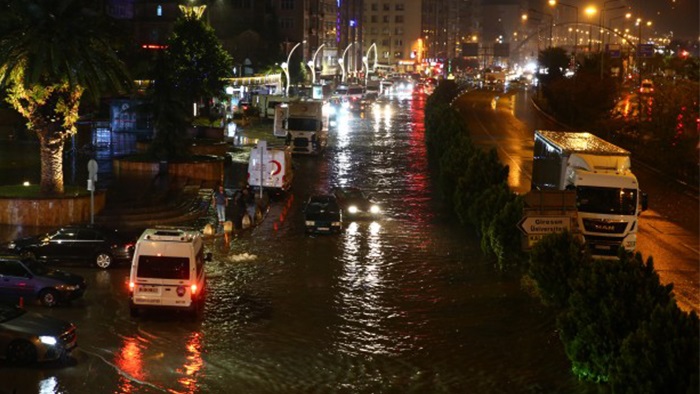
xmin=305 ymin=221 xmax=315 ymax=226
xmin=348 ymin=206 xmax=359 ymax=214
xmin=369 ymin=205 xmax=380 ymax=214
xmin=332 ymin=222 xmax=341 ymax=227
xmin=40 ymin=336 xmax=57 ymax=346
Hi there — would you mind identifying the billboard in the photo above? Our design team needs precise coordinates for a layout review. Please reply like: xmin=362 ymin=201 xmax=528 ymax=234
xmin=493 ymin=43 xmax=510 ymax=57
xmin=461 ymin=43 xmax=479 ymax=57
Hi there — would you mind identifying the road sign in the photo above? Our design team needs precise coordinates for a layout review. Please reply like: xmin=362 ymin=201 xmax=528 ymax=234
xmin=517 ymin=215 xmax=571 ymax=235
xmin=638 ymin=44 xmax=654 ymax=58
xmin=607 ymin=44 xmax=621 ymax=58
xmin=87 ymin=159 xmax=98 ymax=181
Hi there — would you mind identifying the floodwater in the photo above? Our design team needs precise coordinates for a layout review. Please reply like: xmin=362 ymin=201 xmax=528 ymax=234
xmin=0 ymin=94 xmax=592 ymax=393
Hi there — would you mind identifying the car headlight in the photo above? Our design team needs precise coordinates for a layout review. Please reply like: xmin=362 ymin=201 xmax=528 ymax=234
xmin=348 ymin=206 xmax=359 ymax=214
xmin=55 ymin=284 xmax=78 ymax=291
xmin=7 ymin=242 xmax=16 ymax=249
xmin=305 ymin=221 xmax=315 ymax=226
xmin=331 ymin=222 xmax=342 ymax=227
xmin=369 ymin=205 xmax=380 ymax=214
xmin=39 ymin=336 xmax=57 ymax=346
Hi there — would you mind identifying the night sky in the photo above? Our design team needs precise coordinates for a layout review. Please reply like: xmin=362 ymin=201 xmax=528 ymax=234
xmin=563 ymin=0 xmax=699 ymax=40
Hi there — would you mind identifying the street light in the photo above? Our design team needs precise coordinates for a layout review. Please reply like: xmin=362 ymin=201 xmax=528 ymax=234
xmin=362 ymin=43 xmax=377 ymax=86
xmin=338 ymin=42 xmax=355 ymax=84
xmin=600 ymin=1 xmax=627 ymax=52
xmin=548 ymin=0 xmax=578 ymax=57
xmin=599 ymin=6 xmax=629 ymax=79
xmin=282 ymin=40 xmax=305 ymax=97
xmin=307 ymin=43 xmax=326 ymax=85
xmin=584 ymin=6 xmax=597 ymax=52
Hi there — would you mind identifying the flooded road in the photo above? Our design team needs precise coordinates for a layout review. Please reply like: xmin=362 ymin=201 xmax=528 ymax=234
xmin=0 ymin=94 xmax=592 ymax=393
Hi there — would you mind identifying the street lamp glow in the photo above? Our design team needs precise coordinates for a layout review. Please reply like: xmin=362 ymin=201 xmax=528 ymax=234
xmin=585 ymin=6 xmax=597 ymax=16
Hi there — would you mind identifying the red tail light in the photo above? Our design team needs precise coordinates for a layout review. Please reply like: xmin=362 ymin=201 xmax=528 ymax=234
xmin=191 ymin=284 xmax=198 ymax=294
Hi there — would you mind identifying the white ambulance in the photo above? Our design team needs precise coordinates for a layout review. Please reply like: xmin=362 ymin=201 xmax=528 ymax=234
xmin=128 ymin=227 xmax=211 ymax=318
xmin=247 ymin=140 xmax=294 ymax=194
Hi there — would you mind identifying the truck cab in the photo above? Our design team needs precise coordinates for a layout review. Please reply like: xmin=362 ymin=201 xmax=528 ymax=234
xmin=281 ymin=101 xmax=327 ymax=155
xmin=532 ymin=130 xmax=648 ymax=257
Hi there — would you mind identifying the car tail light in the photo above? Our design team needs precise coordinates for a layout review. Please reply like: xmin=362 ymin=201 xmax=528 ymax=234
xmin=191 ymin=284 xmax=198 ymax=295
xmin=128 ymin=281 xmax=134 ymax=294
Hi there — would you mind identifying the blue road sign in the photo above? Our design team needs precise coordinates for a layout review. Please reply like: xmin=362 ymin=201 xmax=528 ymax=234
xmin=638 ymin=44 xmax=654 ymax=58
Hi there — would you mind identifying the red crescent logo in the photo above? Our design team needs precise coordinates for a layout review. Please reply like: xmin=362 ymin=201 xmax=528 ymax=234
xmin=270 ymin=160 xmax=282 ymax=175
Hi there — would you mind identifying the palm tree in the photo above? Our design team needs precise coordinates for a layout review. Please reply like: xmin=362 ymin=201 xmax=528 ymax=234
xmin=0 ymin=0 xmax=132 ymax=195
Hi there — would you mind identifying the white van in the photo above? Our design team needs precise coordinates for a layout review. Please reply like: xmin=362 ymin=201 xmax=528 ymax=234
xmin=128 ymin=227 xmax=211 ymax=318
xmin=247 ymin=140 xmax=293 ymax=193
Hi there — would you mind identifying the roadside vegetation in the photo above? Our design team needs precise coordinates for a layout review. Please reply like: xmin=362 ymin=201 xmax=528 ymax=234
xmin=535 ymin=46 xmax=699 ymax=186
xmin=424 ymin=79 xmax=699 ymax=393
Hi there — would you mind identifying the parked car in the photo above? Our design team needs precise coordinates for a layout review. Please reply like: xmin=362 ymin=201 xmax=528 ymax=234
xmin=0 ymin=303 xmax=77 ymax=365
xmin=0 ymin=256 xmax=86 ymax=307
xmin=333 ymin=187 xmax=381 ymax=219
xmin=7 ymin=225 xmax=136 ymax=269
xmin=304 ymin=194 xmax=343 ymax=234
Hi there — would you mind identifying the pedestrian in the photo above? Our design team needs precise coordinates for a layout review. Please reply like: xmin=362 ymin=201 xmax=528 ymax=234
xmin=212 ymin=184 xmax=228 ymax=224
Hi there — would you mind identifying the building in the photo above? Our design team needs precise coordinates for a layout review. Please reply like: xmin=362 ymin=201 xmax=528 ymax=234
xmin=362 ymin=0 xmax=422 ymax=74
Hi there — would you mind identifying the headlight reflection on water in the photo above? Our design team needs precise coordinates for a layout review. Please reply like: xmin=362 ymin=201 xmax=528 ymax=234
xmin=337 ymin=219 xmax=394 ymax=355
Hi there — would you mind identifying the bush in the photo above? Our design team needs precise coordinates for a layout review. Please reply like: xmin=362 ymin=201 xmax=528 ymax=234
xmin=557 ymin=253 xmax=674 ymax=383
xmin=610 ymin=303 xmax=699 ymax=394
xmin=482 ymin=195 xmax=525 ymax=270
xmin=527 ymin=231 xmax=587 ymax=308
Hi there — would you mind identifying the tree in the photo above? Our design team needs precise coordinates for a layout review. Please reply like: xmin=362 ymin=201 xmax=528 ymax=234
xmin=166 ymin=7 xmax=233 ymax=120
xmin=0 ymin=0 xmax=131 ymax=194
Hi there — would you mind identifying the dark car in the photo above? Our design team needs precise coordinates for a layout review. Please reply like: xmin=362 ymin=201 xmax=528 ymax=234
xmin=333 ymin=187 xmax=381 ymax=219
xmin=8 ymin=225 xmax=135 ymax=269
xmin=0 ymin=303 xmax=77 ymax=365
xmin=304 ymin=194 xmax=343 ymax=234
xmin=0 ymin=256 xmax=86 ymax=307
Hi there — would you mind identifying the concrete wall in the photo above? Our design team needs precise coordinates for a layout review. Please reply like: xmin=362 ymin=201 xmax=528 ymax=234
xmin=0 ymin=192 xmax=106 ymax=226
xmin=113 ymin=156 xmax=225 ymax=184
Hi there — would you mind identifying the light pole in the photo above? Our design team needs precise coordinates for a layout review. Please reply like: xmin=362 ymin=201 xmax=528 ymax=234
xmin=599 ymin=6 xmax=628 ymax=79
xmin=584 ymin=6 xmax=597 ymax=52
xmin=307 ymin=43 xmax=326 ymax=85
xmin=282 ymin=40 xmax=305 ymax=97
xmin=525 ymin=9 xmax=553 ymax=48
xmin=548 ymin=0 xmax=578 ymax=57
xmin=339 ymin=42 xmax=355 ymax=84
xmin=362 ymin=43 xmax=377 ymax=86
xmin=636 ymin=18 xmax=652 ymax=107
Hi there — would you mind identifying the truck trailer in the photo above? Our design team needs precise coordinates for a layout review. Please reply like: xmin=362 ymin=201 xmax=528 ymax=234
xmin=279 ymin=101 xmax=327 ymax=155
xmin=531 ymin=130 xmax=647 ymax=256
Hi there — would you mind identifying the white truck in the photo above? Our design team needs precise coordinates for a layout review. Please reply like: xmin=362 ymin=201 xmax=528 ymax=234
xmin=247 ymin=140 xmax=293 ymax=193
xmin=275 ymin=100 xmax=327 ymax=155
xmin=531 ymin=130 xmax=648 ymax=257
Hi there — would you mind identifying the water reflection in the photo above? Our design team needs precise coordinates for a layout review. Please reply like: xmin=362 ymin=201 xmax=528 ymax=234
xmin=338 ymin=220 xmax=394 ymax=355
xmin=114 ymin=329 xmax=204 ymax=393
xmin=177 ymin=332 xmax=205 ymax=393
xmin=116 ymin=335 xmax=145 ymax=393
